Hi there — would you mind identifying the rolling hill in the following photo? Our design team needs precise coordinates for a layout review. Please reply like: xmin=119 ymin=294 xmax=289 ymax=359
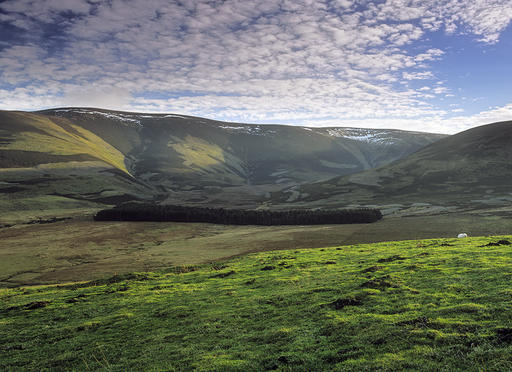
xmin=0 ymin=108 xmax=445 ymax=221
xmin=277 ymin=120 xmax=512 ymax=214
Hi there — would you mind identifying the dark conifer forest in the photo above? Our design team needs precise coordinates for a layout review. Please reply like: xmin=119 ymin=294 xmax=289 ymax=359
xmin=94 ymin=204 xmax=383 ymax=225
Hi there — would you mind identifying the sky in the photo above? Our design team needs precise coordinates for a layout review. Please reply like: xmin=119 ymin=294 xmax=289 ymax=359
xmin=1 ymin=0 xmax=512 ymax=134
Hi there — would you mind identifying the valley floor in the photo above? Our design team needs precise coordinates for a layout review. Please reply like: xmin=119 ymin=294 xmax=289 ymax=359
xmin=1 ymin=212 xmax=511 ymax=287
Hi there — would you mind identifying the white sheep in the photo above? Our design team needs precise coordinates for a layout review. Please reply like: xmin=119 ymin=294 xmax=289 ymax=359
xmin=457 ymin=233 xmax=468 ymax=238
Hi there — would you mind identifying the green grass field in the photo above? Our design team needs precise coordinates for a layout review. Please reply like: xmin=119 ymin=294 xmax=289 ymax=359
xmin=2 ymin=236 xmax=512 ymax=371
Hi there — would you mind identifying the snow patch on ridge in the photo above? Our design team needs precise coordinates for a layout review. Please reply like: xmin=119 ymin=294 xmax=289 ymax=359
xmin=218 ymin=125 xmax=276 ymax=136
xmin=51 ymin=109 xmax=193 ymax=128
xmin=53 ymin=109 xmax=143 ymax=128
xmin=163 ymin=114 xmax=187 ymax=119
xmin=322 ymin=128 xmax=397 ymax=145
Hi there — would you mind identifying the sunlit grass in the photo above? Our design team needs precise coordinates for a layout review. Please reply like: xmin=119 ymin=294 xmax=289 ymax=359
xmin=1 ymin=236 xmax=512 ymax=370
xmin=0 ymin=113 xmax=129 ymax=174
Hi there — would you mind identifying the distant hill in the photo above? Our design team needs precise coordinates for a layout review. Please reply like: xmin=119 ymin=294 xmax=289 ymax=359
xmin=0 ymin=108 xmax=445 ymax=220
xmin=39 ymin=108 xmax=445 ymax=186
xmin=276 ymin=120 xmax=512 ymax=213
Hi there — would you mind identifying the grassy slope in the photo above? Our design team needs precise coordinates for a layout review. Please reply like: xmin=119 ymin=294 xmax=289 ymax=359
xmin=0 ymin=111 xmax=158 ymax=220
xmin=0 ymin=112 xmax=129 ymax=174
xmin=283 ymin=120 xmax=512 ymax=209
xmin=1 ymin=236 xmax=512 ymax=371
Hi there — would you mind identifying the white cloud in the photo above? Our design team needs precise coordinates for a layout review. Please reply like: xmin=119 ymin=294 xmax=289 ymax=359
xmin=0 ymin=0 xmax=511 ymax=134
xmin=446 ymin=104 xmax=512 ymax=131
xmin=403 ymin=71 xmax=434 ymax=80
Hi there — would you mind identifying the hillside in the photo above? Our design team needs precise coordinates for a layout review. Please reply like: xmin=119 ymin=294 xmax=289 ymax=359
xmin=2 ymin=236 xmax=512 ymax=371
xmin=42 ymin=108 xmax=444 ymax=188
xmin=0 ymin=108 xmax=445 ymax=221
xmin=277 ymin=120 xmax=512 ymax=214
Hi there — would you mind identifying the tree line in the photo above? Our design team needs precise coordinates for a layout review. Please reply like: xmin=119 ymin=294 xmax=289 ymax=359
xmin=94 ymin=204 xmax=382 ymax=225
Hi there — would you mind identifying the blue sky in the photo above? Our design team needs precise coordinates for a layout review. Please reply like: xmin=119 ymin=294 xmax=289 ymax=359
xmin=1 ymin=0 xmax=512 ymax=134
